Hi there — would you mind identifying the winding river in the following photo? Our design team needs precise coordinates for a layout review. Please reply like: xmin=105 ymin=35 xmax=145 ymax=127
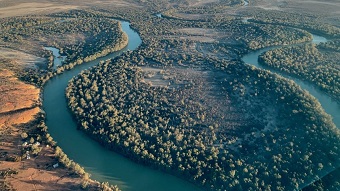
xmin=43 ymin=21 xmax=201 ymax=191
xmin=43 ymin=19 xmax=339 ymax=191
xmin=242 ymin=33 xmax=340 ymax=189
xmin=241 ymin=0 xmax=339 ymax=130
xmin=242 ymin=35 xmax=340 ymax=129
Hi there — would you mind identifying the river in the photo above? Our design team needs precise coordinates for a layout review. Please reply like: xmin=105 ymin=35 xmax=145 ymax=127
xmin=43 ymin=21 xmax=201 ymax=191
xmin=44 ymin=47 xmax=67 ymax=69
xmin=243 ymin=0 xmax=249 ymax=6
xmin=43 ymin=19 xmax=339 ymax=191
xmin=241 ymin=0 xmax=339 ymax=128
xmin=242 ymin=34 xmax=340 ymax=129
xmin=242 ymin=32 xmax=340 ymax=189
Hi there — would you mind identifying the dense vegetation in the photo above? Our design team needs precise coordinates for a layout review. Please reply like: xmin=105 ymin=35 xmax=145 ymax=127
xmin=132 ymin=0 xmax=243 ymax=12
xmin=66 ymin=51 xmax=340 ymax=190
xmin=0 ymin=11 xmax=127 ymax=63
xmin=0 ymin=10 xmax=129 ymax=191
xmin=59 ymin=5 xmax=340 ymax=190
xmin=259 ymin=42 xmax=340 ymax=102
xmin=247 ymin=10 xmax=340 ymax=38
xmin=302 ymin=167 xmax=340 ymax=191
xmin=0 ymin=11 xmax=128 ymax=86
xmin=3 ymin=1 xmax=339 ymax=190
xmin=11 ymin=111 xmax=120 ymax=191
xmin=232 ymin=22 xmax=311 ymax=50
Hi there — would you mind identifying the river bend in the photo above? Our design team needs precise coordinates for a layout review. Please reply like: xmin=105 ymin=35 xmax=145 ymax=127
xmin=242 ymin=34 xmax=340 ymax=129
xmin=43 ymin=20 xmax=339 ymax=191
xmin=43 ymin=21 xmax=201 ymax=191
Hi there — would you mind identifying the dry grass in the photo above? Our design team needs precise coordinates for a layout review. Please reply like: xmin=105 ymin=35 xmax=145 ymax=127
xmin=263 ymin=0 xmax=339 ymax=12
xmin=248 ymin=0 xmax=284 ymax=10
xmin=0 ymin=69 xmax=40 ymax=115
xmin=0 ymin=1 xmax=140 ymax=189
xmin=250 ymin=0 xmax=340 ymax=16
xmin=168 ymin=28 xmax=231 ymax=43
xmin=0 ymin=127 xmax=86 ymax=191
xmin=0 ymin=3 xmax=79 ymax=18
xmin=186 ymin=0 xmax=220 ymax=7
xmin=287 ymin=0 xmax=340 ymax=17
xmin=0 ymin=48 xmax=45 ymax=70
xmin=241 ymin=0 xmax=340 ymax=26
xmin=0 ymin=0 xmax=138 ymax=18
xmin=0 ymin=69 xmax=90 ymax=191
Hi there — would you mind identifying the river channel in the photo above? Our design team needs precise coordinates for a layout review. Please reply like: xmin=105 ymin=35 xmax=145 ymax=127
xmin=43 ymin=21 xmax=202 ymax=191
xmin=43 ymin=19 xmax=339 ymax=191
xmin=242 ymin=33 xmax=340 ymax=189
xmin=242 ymin=34 xmax=340 ymax=129
xmin=44 ymin=47 xmax=67 ymax=69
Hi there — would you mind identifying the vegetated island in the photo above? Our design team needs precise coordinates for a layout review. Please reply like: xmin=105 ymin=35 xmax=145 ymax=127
xmin=1 ymin=0 xmax=340 ymax=190
xmin=66 ymin=2 xmax=340 ymax=189
xmin=0 ymin=4 xmax=129 ymax=191
xmin=259 ymin=41 xmax=340 ymax=103
xmin=66 ymin=47 xmax=340 ymax=190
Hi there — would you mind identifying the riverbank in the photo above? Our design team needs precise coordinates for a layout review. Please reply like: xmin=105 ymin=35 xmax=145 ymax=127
xmin=0 ymin=11 xmax=130 ymax=191
xmin=0 ymin=69 xmax=93 ymax=191
xmin=43 ymin=19 xmax=205 ymax=191
xmin=63 ymin=15 xmax=340 ymax=191
xmin=241 ymin=31 xmax=340 ymax=190
xmin=242 ymin=33 xmax=340 ymax=129
xmin=2 ymin=1 xmax=339 ymax=190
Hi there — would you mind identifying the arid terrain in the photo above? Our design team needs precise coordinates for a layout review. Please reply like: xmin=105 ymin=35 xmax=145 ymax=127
xmin=0 ymin=64 xmax=89 ymax=190
xmin=0 ymin=1 xmax=135 ymax=190
xmin=0 ymin=0 xmax=137 ymax=18
xmin=0 ymin=0 xmax=339 ymax=190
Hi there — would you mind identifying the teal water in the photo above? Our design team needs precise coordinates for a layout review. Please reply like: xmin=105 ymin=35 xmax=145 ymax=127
xmin=43 ymin=21 xmax=201 ymax=191
xmin=44 ymin=47 xmax=67 ymax=69
xmin=242 ymin=33 xmax=339 ymax=189
xmin=43 ymin=18 xmax=339 ymax=191
xmin=242 ymin=34 xmax=340 ymax=129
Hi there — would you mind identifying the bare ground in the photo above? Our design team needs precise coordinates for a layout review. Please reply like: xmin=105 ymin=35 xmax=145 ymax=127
xmin=251 ymin=0 xmax=340 ymax=14
xmin=0 ymin=48 xmax=45 ymax=70
xmin=0 ymin=0 xmax=138 ymax=18
xmin=163 ymin=0 xmax=339 ymax=26
xmin=0 ymin=67 xmax=90 ymax=190
xmin=141 ymin=65 xmax=247 ymax=131
xmin=0 ymin=3 xmax=79 ymax=18
xmin=0 ymin=70 xmax=40 ymax=117
xmin=0 ymin=134 xmax=85 ymax=191
xmin=247 ymin=0 xmax=340 ymax=25
xmin=0 ymin=69 xmax=98 ymax=190
xmin=173 ymin=68 xmax=247 ymax=129
xmin=186 ymin=0 xmax=220 ymax=7
xmin=167 ymin=28 xmax=232 ymax=43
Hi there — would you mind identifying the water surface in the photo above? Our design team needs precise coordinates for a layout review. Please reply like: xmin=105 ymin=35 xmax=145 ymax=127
xmin=242 ymin=34 xmax=340 ymax=129
xmin=44 ymin=47 xmax=67 ymax=69
xmin=43 ymin=18 xmax=338 ymax=191
xmin=43 ymin=21 xmax=201 ymax=191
